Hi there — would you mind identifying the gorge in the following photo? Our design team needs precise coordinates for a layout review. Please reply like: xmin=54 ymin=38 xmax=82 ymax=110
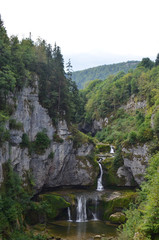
xmin=0 ymin=17 xmax=159 ymax=240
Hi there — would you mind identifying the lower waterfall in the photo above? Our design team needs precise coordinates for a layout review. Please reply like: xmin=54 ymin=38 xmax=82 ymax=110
xmin=76 ymin=195 xmax=87 ymax=222
xmin=92 ymin=196 xmax=98 ymax=221
xmin=67 ymin=207 xmax=72 ymax=222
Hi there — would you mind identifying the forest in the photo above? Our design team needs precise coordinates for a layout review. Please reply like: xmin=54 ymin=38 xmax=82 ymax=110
xmin=0 ymin=15 xmax=159 ymax=240
xmin=72 ymin=61 xmax=139 ymax=89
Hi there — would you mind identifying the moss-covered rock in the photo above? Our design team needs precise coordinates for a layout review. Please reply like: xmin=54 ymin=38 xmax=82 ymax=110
xmin=101 ymin=190 xmax=137 ymax=220
xmin=26 ymin=193 xmax=70 ymax=225
xmin=102 ymin=157 xmax=126 ymax=187
xmin=69 ymin=125 xmax=95 ymax=149
xmin=96 ymin=143 xmax=111 ymax=153
xmin=109 ymin=212 xmax=126 ymax=224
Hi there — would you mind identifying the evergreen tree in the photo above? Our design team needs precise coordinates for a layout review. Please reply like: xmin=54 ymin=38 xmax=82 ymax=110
xmin=155 ymin=53 xmax=159 ymax=66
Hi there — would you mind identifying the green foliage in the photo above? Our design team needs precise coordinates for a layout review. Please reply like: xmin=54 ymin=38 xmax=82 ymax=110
xmin=118 ymin=152 xmax=159 ymax=239
xmin=20 ymin=133 xmax=30 ymax=148
xmin=0 ymin=18 xmax=81 ymax=124
xmin=38 ymin=193 xmax=70 ymax=221
xmin=53 ymin=133 xmax=64 ymax=143
xmin=95 ymin=143 xmax=110 ymax=153
xmin=34 ymin=131 xmax=50 ymax=154
xmin=27 ymin=193 xmax=70 ymax=224
xmin=102 ymin=190 xmax=137 ymax=220
xmin=8 ymin=231 xmax=47 ymax=240
xmin=72 ymin=61 xmax=139 ymax=89
xmin=0 ymin=161 xmax=33 ymax=238
xmin=154 ymin=110 xmax=159 ymax=138
xmin=128 ymin=131 xmax=137 ymax=144
xmin=155 ymin=53 xmax=159 ymax=66
xmin=48 ymin=151 xmax=54 ymax=159
xmin=70 ymin=125 xmax=95 ymax=148
xmin=113 ymin=145 xmax=124 ymax=170
xmin=20 ymin=131 xmax=50 ymax=155
xmin=138 ymin=57 xmax=154 ymax=69
xmin=9 ymin=118 xmax=23 ymax=130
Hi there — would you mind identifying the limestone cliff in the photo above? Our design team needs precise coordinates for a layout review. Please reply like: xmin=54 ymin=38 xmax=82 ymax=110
xmin=117 ymin=144 xmax=150 ymax=186
xmin=0 ymin=81 xmax=98 ymax=192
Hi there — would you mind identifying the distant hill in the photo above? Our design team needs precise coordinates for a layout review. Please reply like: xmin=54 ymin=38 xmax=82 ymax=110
xmin=72 ymin=61 xmax=140 ymax=89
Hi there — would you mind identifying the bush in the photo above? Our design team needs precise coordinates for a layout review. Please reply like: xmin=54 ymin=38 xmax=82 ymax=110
xmin=9 ymin=118 xmax=23 ymax=130
xmin=154 ymin=111 xmax=159 ymax=138
xmin=53 ymin=133 xmax=64 ymax=143
xmin=128 ymin=131 xmax=137 ymax=144
xmin=34 ymin=131 xmax=51 ymax=154
xmin=48 ymin=151 xmax=54 ymax=159
xmin=20 ymin=133 xmax=30 ymax=148
xmin=113 ymin=145 xmax=124 ymax=170
xmin=138 ymin=126 xmax=153 ymax=143
xmin=0 ymin=126 xmax=10 ymax=146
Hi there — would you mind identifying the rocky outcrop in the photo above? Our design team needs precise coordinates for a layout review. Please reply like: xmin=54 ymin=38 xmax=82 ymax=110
xmin=79 ymin=117 xmax=108 ymax=135
xmin=0 ymin=80 xmax=98 ymax=192
xmin=109 ymin=212 xmax=126 ymax=224
xmin=121 ymin=94 xmax=147 ymax=111
xmin=117 ymin=144 xmax=150 ymax=185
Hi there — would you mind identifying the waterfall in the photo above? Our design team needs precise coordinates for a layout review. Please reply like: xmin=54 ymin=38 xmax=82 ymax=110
xmin=76 ymin=195 xmax=87 ymax=222
xmin=110 ymin=145 xmax=114 ymax=154
xmin=92 ymin=196 xmax=98 ymax=220
xmin=67 ymin=207 xmax=72 ymax=222
xmin=97 ymin=159 xmax=104 ymax=191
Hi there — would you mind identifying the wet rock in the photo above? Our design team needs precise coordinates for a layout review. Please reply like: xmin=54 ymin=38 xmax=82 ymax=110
xmin=94 ymin=235 xmax=102 ymax=240
xmin=109 ymin=212 xmax=126 ymax=224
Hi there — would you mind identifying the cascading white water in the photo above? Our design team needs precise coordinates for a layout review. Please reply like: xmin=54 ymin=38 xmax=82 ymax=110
xmin=76 ymin=195 xmax=87 ymax=222
xmin=97 ymin=159 xmax=104 ymax=191
xmin=110 ymin=145 xmax=114 ymax=154
xmin=67 ymin=207 xmax=72 ymax=222
xmin=92 ymin=196 xmax=98 ymax=220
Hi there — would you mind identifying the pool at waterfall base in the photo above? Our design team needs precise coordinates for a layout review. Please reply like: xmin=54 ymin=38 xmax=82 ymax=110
xmin=34 ymin=220 xmax=117 ymax=240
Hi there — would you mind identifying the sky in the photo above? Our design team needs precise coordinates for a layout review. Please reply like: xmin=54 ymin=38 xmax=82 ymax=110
xmin=1 ymin=0 xmax=159 ymax=71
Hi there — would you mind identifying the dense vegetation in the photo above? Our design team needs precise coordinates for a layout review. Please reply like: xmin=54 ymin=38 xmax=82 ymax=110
xmin=77 ymin=57 xmax=159 ymax=239
xmin=0 ymin=17 xmax=81 ymax=127
xmin=79 ymin=58 xmax=159 ymax=147
xmin=118 ymin=152 xmax=159 ymax=240
xmin=72 ymin=61 xmax=139 ymax=89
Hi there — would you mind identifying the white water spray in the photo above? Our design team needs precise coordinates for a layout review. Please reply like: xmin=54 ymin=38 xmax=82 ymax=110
xmin=67 ymin=207 xmax=72 ymax=222
xmin=97 ymin=159 xmax=104 ymax=191
xmin=76 ymin=195 xmax=87 ymax=222
xmin=92 ymin=196 xmax=98 ymax=220
xmin=110 ymin=145 xmax=114 ymax=154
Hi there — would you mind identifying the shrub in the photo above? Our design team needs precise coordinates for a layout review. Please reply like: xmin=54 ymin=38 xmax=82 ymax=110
xmin=113 ymin=145 xmax=124 ymax=170
xmin=48 ymin=151 xmax=54 ymax=159
xmin=154 ymin=111 xmax=159 ymax=139
xmin=34 ymin=131 xmax=51 ymax=154
xmin=0 ymin=126 xmax=10 ymax=146
xmin=9 ymin=118 xmax=23 ymax=130
xmin=20 ymin=133 xmax=30 ymax=148
xmin=138 ymin=126 xmax=153 ymax=143
xmin=128 ymin=131 xmax=137 ymax=144
xmin=53 ymin=133 xmax=64 ymax=143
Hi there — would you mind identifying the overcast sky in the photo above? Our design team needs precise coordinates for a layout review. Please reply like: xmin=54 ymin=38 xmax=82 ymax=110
xmin=1 ymin=0 xmax=159 ymax=70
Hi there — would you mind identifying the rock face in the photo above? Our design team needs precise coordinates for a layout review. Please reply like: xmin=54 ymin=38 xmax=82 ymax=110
xmin=0 ymin=81 xmax=98 ymax=192
xmin=121 ymin=94 xmax=147 ymax=111
xmin=117 ymin=144 xmax=150 ymax=185
xmin=79 ymin=117 xmax=108 ymax=136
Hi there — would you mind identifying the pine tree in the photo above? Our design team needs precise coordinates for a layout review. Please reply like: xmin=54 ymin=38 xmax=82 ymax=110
xmin=155 ymin=53 xmax=159 ymax=66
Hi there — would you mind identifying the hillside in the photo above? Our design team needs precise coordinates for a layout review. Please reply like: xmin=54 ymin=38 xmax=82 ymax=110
xmin=72 ymin=60 xmax=139 ymax=89
xmin=1 ymin=15 xmax=159 ymax=240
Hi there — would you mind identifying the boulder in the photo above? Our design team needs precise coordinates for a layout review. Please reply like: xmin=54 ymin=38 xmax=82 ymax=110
xmin=109 ymin=212 xmax=126 ymax=224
